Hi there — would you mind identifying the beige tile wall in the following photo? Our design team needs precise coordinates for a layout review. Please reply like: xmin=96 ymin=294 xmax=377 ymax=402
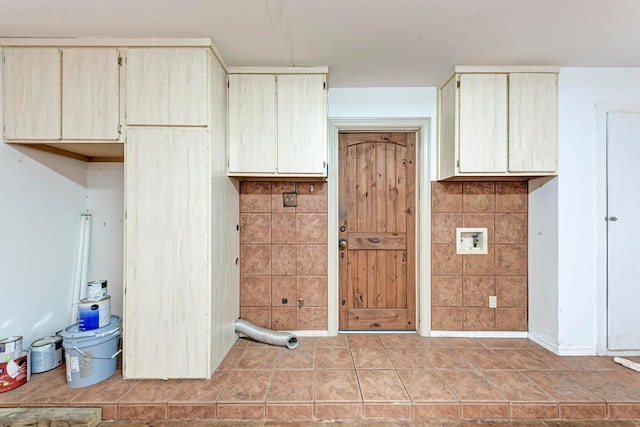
xmin=239 ymin=181 xmax=328 ymax=330
xmin=431 ymin=182 xmax=528 ymax=331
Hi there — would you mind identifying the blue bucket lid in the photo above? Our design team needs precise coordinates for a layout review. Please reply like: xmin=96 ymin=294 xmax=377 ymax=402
xmin=62 ymin=315 xmax=121 ymax=340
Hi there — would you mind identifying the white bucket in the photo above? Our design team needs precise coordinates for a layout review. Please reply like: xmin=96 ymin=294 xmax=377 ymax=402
xmin=78 ymin=296 xmax=111 ymax=331
xmin=30 ymin=336 xmax=64 ymax=373
xmin=62 ymin=315 xmax=121 ymax=388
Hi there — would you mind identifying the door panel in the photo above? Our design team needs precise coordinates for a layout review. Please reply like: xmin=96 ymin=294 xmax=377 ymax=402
xmin=607 ymin=112 xmax=640 ymax=351
xmin=338 ymin=132 xmax=415 ymax=330
xmin=458 ymin=73 xmax=508 ymax=173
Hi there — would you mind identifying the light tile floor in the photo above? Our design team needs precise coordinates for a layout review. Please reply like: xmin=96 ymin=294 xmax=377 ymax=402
xmin=2 ymin=334 xmax=640 ymax=423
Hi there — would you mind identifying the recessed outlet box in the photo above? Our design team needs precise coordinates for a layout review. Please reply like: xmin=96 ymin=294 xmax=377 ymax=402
xmin=489 ymin=295 xmax=497 ymax=308
xmin=283 ymin=192 xmax=297 ymax=207
xmin=456 ymin=227 xmax=488 ymax=255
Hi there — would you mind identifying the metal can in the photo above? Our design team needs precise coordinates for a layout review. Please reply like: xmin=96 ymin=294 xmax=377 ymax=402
xmin=30 ymin=336 xmax=63 ymax=373
xmin=0 ymin=336 xmax=23 ymax=361
xmin=87 ymin=280 xmax=108 ymax=301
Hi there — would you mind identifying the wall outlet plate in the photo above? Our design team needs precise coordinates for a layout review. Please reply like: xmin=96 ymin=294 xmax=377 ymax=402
xmin=489 ymin=295 xmax=497 ymax=308
xmin=283 ymin=192 xmax=297 ymax=207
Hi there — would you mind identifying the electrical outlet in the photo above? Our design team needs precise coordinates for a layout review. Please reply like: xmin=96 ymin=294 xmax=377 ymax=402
xmin=283 ymin=192 xmax=297 ymax=207
xmin=489 ymin=295 xmax=497 ymax=308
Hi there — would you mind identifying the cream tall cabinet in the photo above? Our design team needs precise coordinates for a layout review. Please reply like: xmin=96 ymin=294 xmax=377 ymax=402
xmin=438 ymin=66 xmax=559 ymax=180
xmin=227 ymin=68 xmax=328 ymax=177
xmin=123 ymin=46 xmax=238 ymax=379
xmin=2 ymin=47 xmax=122 ymax=159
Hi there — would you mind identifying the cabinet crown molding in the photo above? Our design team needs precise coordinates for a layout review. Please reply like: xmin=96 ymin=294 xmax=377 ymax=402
xmin=453 ymin=65 xmax=560 ymax=74
xmin=227 ymin=66 xmax=328 ymax=74
xmin=0 ymin=37 xmax=215 ymax=47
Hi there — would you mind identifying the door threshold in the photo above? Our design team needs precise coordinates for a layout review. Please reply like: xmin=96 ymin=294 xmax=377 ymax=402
xmin=339 ymin=330 xmax=417 ymax=334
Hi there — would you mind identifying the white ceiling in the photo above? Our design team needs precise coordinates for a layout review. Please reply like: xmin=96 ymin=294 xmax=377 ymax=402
xmin=1 ymin=0 xmax=639 ymax=87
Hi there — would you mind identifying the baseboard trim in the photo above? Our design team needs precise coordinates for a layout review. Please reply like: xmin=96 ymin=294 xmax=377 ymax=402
xmin=430 ymin=331 xmax=528 ymax=338
xmin=528 ymin=333 xmax=597 ymax=355
xmin=293 ymin=330 xmax=330 ymax=337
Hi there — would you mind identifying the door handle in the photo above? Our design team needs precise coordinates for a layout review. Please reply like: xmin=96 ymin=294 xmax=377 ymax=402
xmin=606 ymin=216 xmax=618 ymax=222
xmin=339 ymin=238 xmax=348 ymax=249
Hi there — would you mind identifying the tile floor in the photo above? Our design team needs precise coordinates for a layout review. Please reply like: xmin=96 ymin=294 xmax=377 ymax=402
xmin=2 ymin=334 xmax=640 ymax=423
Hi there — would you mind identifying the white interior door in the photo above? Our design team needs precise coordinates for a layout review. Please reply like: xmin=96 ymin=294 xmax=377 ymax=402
xmin=607 ymin=112 xmax=640 ymax=351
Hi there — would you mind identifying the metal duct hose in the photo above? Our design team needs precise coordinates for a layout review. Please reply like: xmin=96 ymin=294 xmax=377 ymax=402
xmin=235 ymin=319 xmax=299 ymax=350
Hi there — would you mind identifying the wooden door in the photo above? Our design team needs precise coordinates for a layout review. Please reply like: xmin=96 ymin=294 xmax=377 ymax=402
xmin=508 ymin=73 xmax=558 ymax=173
xmin=2 ymin=48 xmax=60 ymax=140
xmin=62 ymin=48 xmax=120 ymax=140
xmin=126 ymin=48 xmax=209 ymax=126
xmin=124 ymin=127 xmax=210 ymax=378
xmin=277 ymin=74 xmax=327 ymax=174
xmin=458 ymin=73 xmax=508 ymax=173
xmin=338 ymin=132 xmax=416 ymax=330
xmin=227 ymin=74 xmax=277 ymax=174
xmin=607 ymin=112 xmax=640 ymax=351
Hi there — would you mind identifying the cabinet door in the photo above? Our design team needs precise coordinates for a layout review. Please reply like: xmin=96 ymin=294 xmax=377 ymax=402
xmin=126 ymin=48 xmax=209 ymax=126
xmin=62 ymin=48 xmax=120 ymax=140
xmin=508 ymin=73 xmax=558 ymax=172
xmin=277 ymin=74 xmax=327 ymax=174
xmin=3 ymin=48 xmax=60 ymax=140
xmin=124 ymin=128 xmax=210 ymax=379
xmin=228 ymin=74 xmax=277 ymax=173
xmin=458 ymin=74 xmax=508 ymax=173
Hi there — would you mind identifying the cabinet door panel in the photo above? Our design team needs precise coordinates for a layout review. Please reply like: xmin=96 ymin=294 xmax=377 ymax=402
xmin=228 ymin=74 xmax=277 ymax=173
xmin=438 ymin=76 xmax=457 ymax=180
xmin=125 ymin=128 xmax=210 ymax=378
xmin=62 ymin=48 xmax=120 ymax=140
xmin=509 ymin=73 xmax=558 ymax=172
xmin=126 ymin=48 xmax=208 ymax=126
xmin=277 ymin=74 xmax=327 ymax=174
xmin=3 ymin=48 xmax=60 ymax=140
xmin=458 ymin=74 xmax=508 ymax=173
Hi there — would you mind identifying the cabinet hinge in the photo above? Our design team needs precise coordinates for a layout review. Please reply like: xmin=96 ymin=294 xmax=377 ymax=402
xmin=227 ymin=80 xmax=230 ymax=88
xmin=456 ymin=159 xmax=460 ymax=167
xmin=457 ymin=80 xmax=460 ymax=88
xmin=118 ymin=56 xmax=123 ymax=66
xmin=117 ymin=124 xmax=122 ymax=135
xmin=323 ymin=82 xmax=326 ymax=89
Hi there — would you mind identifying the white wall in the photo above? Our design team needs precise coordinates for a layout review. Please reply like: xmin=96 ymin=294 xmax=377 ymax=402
xmin=528 ymin=177 xmax=559 ymax=350
xmin=0 ymin=140 xmax=88 ymax=346
xmin=86 ymin=163 xmax=124 ymax=318
xmin=553 ymin=68 xmax=640 ymax=354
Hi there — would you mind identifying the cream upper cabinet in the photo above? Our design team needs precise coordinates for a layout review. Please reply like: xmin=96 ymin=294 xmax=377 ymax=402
xmin=438 ymin=66 xmax=559 ymax=180
xmin=227 ymin=74 xmax=277 ymax=173
xmin=62 ymin=48 xmax=120 ymax=140
xmin=227 ymin=69 xmax=328 ymax=176
xmin=3 ymin=47 xmax=121 ymax=144
xmin=126 ymin=48 xmax=209 ymax=126
xmin=3 ymin=48 xmax=61 ymax=140
xmin=277 ymin=74 xmax=327 ymax=174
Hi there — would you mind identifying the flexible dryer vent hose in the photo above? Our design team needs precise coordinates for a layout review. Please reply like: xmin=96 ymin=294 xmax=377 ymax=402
xmin=235 ymin=318 xmax=299 ymax=350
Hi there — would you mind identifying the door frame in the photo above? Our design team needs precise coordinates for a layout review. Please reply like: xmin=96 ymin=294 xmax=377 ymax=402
xmin=327 ymin=118 xmax=431 ymax=336
xmin=595 ymin=104 xmax=640 ymax=355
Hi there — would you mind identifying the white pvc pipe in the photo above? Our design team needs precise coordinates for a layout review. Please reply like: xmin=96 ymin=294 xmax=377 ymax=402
xmin=79 ymin=213 xmax=91 ymax=301
xmin=69 ymin=214 xmax=92 ymax=323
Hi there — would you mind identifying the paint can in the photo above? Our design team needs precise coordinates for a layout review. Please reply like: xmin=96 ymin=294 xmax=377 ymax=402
xmin=0 ymin=336 xmax=23 ymax=361
xmin=0 ymin=350 xmax=29 ymax=393
xmin=30 ymin=336 xmax=63 ymax=374
xmin=78 ymin=296 xmax=111 ymax=331
xmin=86 ymin=280 xmax=108 ymax=301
